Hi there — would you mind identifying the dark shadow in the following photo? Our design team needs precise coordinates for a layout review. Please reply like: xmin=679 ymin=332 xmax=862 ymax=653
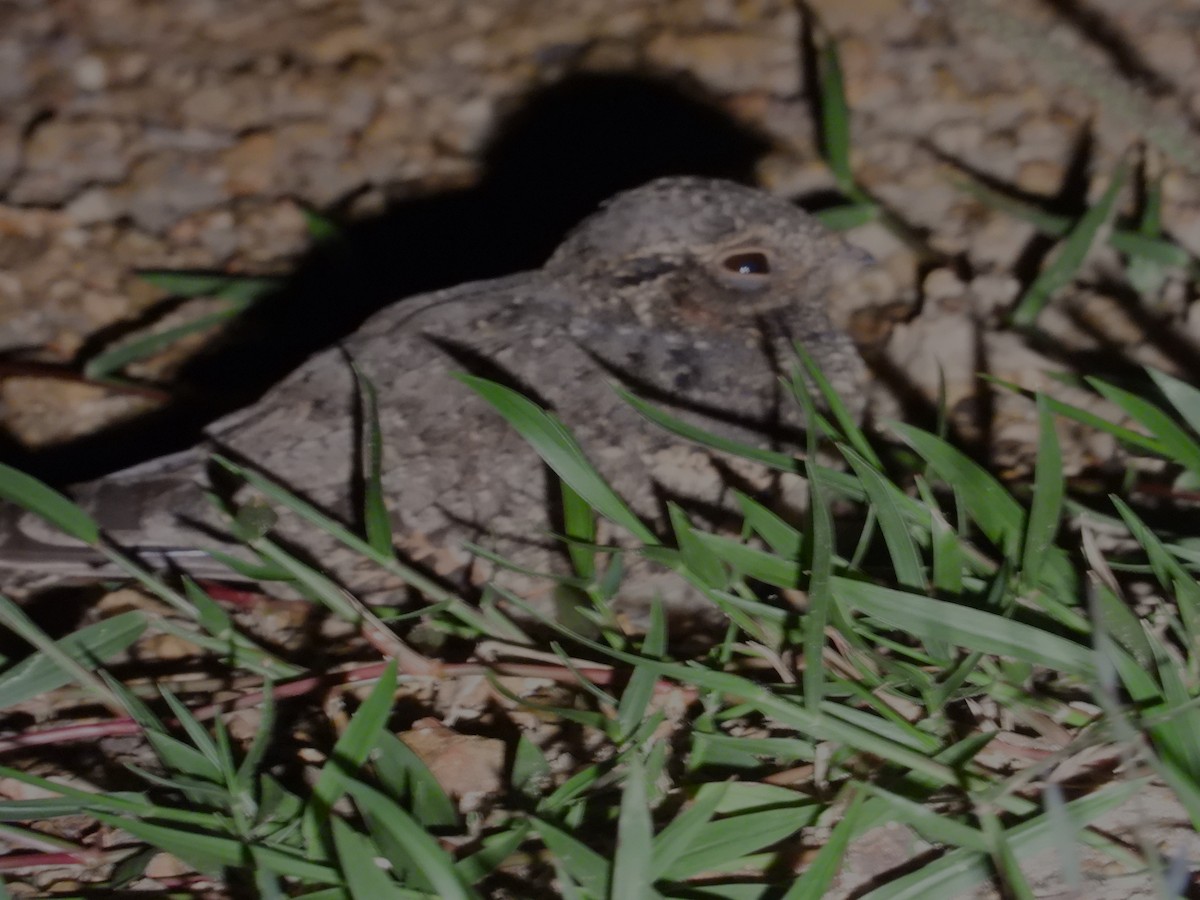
xmin=923 ymin=126 xmax=1200 ymax=428
xmin=1085 ymin=277 xmax=1200 ymax=384
xmin=922 ymin=128 xmax=1094 ymax=221
xmin=193 ymin=440 xmax=486 ymax=606
xmin=968 ymin=311 xmax=995 ymax=458
xmin=1 ymin=584 xmax=99 ymax=649
xmin=859 ymin=350 xmax=941 ymax=435
xmin=10 ymin=71 xmax=771 ymax=486
xmin=796 ymin=2 xmax=825 ymax=163
xmin=1041 ymin=0 xmax=1175 ymax=95
xmin=1012 ymin=123 xmax=1096 ymax=286
xmin=425 ymin=336 xmax=555 ymax=411
xmin=71 ymin=294 xmax=199 ymax=365
xmin=921 ymin=122 xmax=1097 ymax=289
xmin=1007 ymin=273 xmax=1200 ymax=397
xmin=580 ymin=347 xmax=808 ymax=449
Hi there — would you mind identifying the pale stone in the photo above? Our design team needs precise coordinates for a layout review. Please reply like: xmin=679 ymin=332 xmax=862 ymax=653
xmin=1015 ymin=159 xmax=1065 ymax=195
xmin=64 ymin=187 xmax=123 ymax=225
xmin=72 ymin=54 xmax=108 ymax=91
xmin=220 ymin=131 xmax=278 ymax=195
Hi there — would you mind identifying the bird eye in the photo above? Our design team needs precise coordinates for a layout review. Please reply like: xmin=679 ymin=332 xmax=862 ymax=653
xmin=716 ymin=250 xmax=772 ymax=291
xmin=722 ymin=251 xmax=770 ymax=275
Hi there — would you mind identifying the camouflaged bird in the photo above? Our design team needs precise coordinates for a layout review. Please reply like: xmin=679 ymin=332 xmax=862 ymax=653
xmin=0 ymin=177 xmax=871 ymax=617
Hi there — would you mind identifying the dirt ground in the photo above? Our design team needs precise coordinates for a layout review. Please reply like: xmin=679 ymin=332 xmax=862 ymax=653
xmin=0 ymin=0 xmax=1198 ymax=896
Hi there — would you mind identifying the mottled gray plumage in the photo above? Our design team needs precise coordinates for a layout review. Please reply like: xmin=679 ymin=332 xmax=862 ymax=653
xmin=1 ymin=177 xmax=870 ymax=614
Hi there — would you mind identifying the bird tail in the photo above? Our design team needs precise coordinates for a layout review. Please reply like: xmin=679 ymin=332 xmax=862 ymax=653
xmin=0 ymin=448 xmax=231 ymax=592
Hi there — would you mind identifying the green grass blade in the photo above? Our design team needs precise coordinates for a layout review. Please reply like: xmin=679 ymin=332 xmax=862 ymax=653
xmin=0 ymin=765 xmax=210 ymax=823
xmin=813 ymin=203 xmax=879 ymax=231
xmin=156 ymin=687 xmax=223 ymax=771
xmin=611 ymin=755 xmax=655 ymax=899
xmin=304 ymin=208 xmax=344 ymax=243
xmin=841 ymin=447 xmax=924 ymax=589
xmin=1090 ymin=580 xmax=1154 ymax=670
xmin=982 ymin=811 xmax=1036 ymax=900
xmin=616 ymin=386 xmax=798 ymax=472
xmin=139 ymin=736 xmax=222 ymax=791
xmin=511 ymin=735 xmax=552 ymax=798
xmin=234 ymin=687 xmax=275 ymax=795
xmin=457 ymin=375 xmax=657 ymax=544
xmin=669 ymin=504 xmax=728 ymax=590
xmin=561 ymin=480 xmax=598 ymax=580
xmin=345 ymin=776 xmax=477 ymax=900
xmin=615 ymin=386 xmax=879 ymax=505
xmin=692 ymin=532 xmax=801 ymax=588
xmin=1088 ymin=376 xmax=1200 ymax=477
xmin=789 ymin=370 xmax=834 ymax=710
xmin=83 ymin=306 xmax=249 ymax=379
xmin=782 ymin=789 xmax=866 ymax=899
xmin=918 ymin=477 xmax=964 ymax=597
xmin=832 ymin=578 xmax=1095 ymax=677
xmin=456 ymin=821 xmax=532 ymax=884
xmin=136 ymin=271 xmax=280 ymax=301
xmin=372 ymin=733 xmax=458 ymax=830
xmin=1109 ymin=496 xmax=1200 ymax=637
xmin=863 ymin=785 xmax=987 ymax=851
xmin=890 ymin=423 xmax=1024 ymax=557
xmin=649 ymin=783 xmax=728 ymax=880
xmin=1020 ymin=396 xmax=1064 ymax=589
xmin=209 ymin=455 xmax=510 ymax=639
xmin=305 ymin=662 xmax=398 ymax=849
xmin=0 ymin=609 xmax=145 ymax=707
xmin=658 ymin=804 xmax=820 ymax=881
xmin=96 ymin=810 xmax=342 ymax=884
xmin=617 ymin=604 xmax=666 ymax=742
xmin=817 ymin=38 xmax=856 ymax=196
xmin=1126 ymin=171 xmax=1170 ymax=294
xmin=533 ymin=815 xmax=611 ymax=897
xmin=332 ymin=817 xmax=409 ymax=899
xmin=85 ymin=273 xmax=276 ymax=378
xmin=735 ymin=492 xmax=803 ymax=557
xmin=1147 ymin=366 xmax=1200 ymax=438
xmin=245 ymin=536 xmax=362 ymax=622
xmin=0 ymin=594 xmax=123 ymax=710
xmin=0 ymin=462 xmax=100 ymax=544
xmin=1010 ymin=161 xmax=1127 ymax=327
xmin=559 ymin=639 xmax=964 ymax=786
xmin=950 ymin=171 xmax=1192 ymax=270
xmin=88 ymin=813 xmax=249 ymax=877
xmin=983 ymin=374 xmax=1169 ymax=455
xmin=351 ymin=363 xmax=393 ymax=555
xmin=794 ymin=345 xmax=878 ymax=466
xmin=855 ymin=780 xmax=1142 ymax=899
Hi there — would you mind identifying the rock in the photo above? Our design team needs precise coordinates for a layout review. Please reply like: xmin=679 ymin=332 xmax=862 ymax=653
xmin=806 ymin=0 xmax=903 ymax=32
xmin=72 ymin=55 xmax=109 ymax=92
xmin=64 ymin=187 xmax=125 ymax=225
xmin=220 ymin=131 xmax=278 ymax=196
xmin=398 ymin=718 xmax=505 ymax=808
xmin=1015 ymin=159 xmax=1064 ymax=195
xmin=0 ymin=121 xmax=21 ymax=190
xmin=309 ymin=25 xmax=384 ymax=65
xmin=1142 ymin=28 xmax=1197 ymax=80
xmin=644 ymin=30 xmax=800 ymax=95
xmin=10 ymin=119 xmax=130 ymax=205
xmin=125 ymin=152 xmax=227 ymax=232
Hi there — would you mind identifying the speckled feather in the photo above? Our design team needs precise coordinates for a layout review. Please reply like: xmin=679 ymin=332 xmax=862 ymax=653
xmin=1 ymin=177 xmax=870 ymax=613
